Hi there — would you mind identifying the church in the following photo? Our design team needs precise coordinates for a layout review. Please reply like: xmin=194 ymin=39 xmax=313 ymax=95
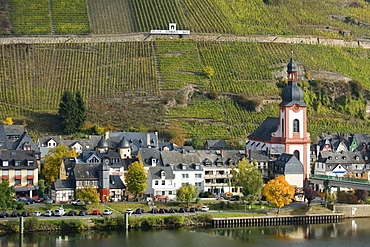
xmin=246 ymin=58 xmax=310 ymax=187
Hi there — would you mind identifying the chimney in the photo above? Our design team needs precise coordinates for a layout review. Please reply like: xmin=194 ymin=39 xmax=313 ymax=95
xmin=147 ymin=133 xmax=150 ymax=147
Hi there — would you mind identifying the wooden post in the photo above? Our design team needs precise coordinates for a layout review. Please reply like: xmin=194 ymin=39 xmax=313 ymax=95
xmin=124 ymin=213 xmax=129 ymax=230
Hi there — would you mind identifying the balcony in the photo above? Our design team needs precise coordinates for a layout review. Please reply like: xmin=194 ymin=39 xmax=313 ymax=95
xmin=27 ymin=175 xmax=34 ymax=179
xmin=204 ymin=174 xmax=229 ymax=178
xmin=14 ymin=175 xmax=22 ymax=179
xmin=2 ymin=175 xmax=9 ymax=179
xmin=204 ymin=182 xmax=229 ymax=187
xmin=14 ymin=184 xmax=22 ymax=187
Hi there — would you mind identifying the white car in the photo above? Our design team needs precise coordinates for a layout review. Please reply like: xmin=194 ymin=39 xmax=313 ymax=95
xmin=126 ymin=209 xmax=134 ymax=215
xmin=103 ymin=209 xmax=112 ymax=215
xmin=32 ymin=211 xmax=42 ymax=217
xmin=44 ymin=210 xmax=53 ymax=217
xmin=201 ymin=206 xmax=209 ymax=212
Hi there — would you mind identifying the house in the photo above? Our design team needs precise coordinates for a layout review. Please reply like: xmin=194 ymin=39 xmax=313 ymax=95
xmin=0 ymin=150 xmax=39 ymax=197
xmin=274 ymin=153 xmax=304 ymax=188
xmin=145 ymin=166 xmax=176 ymax=201
xmin=247 ymin=150 xmax=274 ymax=183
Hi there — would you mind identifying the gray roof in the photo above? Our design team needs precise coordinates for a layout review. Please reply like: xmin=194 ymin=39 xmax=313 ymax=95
xmin=205 ymin=140 xmax=226 ymax=149
xmin=274 ymin=153 xmax=303 ymax=175
xmin=139 ymin=148 xmax=162 ymax=167
xmin=109 ymin=175 xmax=125 ymax=189
xmin=248 ymin=150 xmax=273 ymax=162
xmin=0 ymin=150 xmax=38 ymax=169
xmin=161 ymin=149 xmax=246 ymax=169
xmin=73 ymin=163 xmax=99 ymax=180
xmin=52 ymin=179 xmax=76 ymax=190
xmin=0 ymin=125 xmax=39 ymax=151
xmin=248 ymin=117 xmax=279 ymax=142
xmin=104 ymin=132 xmax=158 ymax=155
xmin=149 ymin=166 xmax=175 ymax=179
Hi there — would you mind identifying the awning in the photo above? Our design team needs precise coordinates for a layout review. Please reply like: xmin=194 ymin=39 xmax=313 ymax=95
xmin=14 ymin=186 xmax=39 ymax=191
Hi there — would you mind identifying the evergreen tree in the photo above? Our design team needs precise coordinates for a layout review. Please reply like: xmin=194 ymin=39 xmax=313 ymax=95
xmin=58 ymin=91 xmax=78 ymax=134
xmin=75 ymin=91 xmax=87 ymax=131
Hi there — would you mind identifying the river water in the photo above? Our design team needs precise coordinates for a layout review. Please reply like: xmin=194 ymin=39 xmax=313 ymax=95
xmin=2 ymin=218 xmax=370 ymax=247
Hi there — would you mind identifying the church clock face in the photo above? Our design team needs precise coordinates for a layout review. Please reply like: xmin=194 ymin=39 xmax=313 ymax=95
xmin=293 ymin=104 xmax=300 ymax=112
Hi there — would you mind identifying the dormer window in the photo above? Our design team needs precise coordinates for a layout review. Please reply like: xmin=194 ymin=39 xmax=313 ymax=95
xmin=15 ymin=160 xmax=21 ymax=166
xmin=2 ymin=159 xmax=8 ymax=166
xmin=355 ymin=156 xmax=359 ymax=160
xmin=181 ymin=164 xmax=187 ymax=170
xmin=27 ymin=160 xmax=33 ymax=166
xmin=152 ymin=158 xmax=157 ymax=166
xmin=161 ymin=171 xmax=166 ymax=179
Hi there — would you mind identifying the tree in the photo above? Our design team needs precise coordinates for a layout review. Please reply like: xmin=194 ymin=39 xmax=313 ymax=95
xmin=38 ymin=179 xmax=46 ymax=198
xmin=262 ymin=175 xmax=295 ymax=214
xmin=75 ymin=185 xmax=100 ymax=205
xmin=355 ymin=189 xmax=368 ymax=203
xmin=58 ymin=91 xmax=78 ymax=134
xmin=42 ymin=145 xmax=78 ymax=186
xmin=125 ymin=161 xmax=147 ymax=199
xmin=203 ymin=66 xmax=214 ymax=79
xmin=303 ymin=185 xmax=316 ymax=206
xmin=75 ymin=91 xmax=87 ymax=131
xmin=231 ymin=158 xmax=263 ymax=196
xmin=0 ymin=179 xmax=16 ymax=209
xmin=3 ymin=117 xmax=13 ymax=125
xmin=191 ymin=136 xmax=204 ymax=149
xmin=176 ymin=183 xmax=197 ymax=207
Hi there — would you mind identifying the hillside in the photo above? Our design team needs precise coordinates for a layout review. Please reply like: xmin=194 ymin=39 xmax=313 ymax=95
xmin=1 ymin=0 xmax=370 ymax=39
xmin=1 ymin=0 xmax=370 ymax=143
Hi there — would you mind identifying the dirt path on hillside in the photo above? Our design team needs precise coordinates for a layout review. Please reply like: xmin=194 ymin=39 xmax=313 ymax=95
xmin=1 ymin=33 xmax=370 ymax=49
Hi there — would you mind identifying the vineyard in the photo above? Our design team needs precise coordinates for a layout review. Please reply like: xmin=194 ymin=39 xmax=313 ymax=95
xmin=1 ymin=0 xmax=370 ymax=38
xmin=1 ymin=39 xmax=370 ymax=140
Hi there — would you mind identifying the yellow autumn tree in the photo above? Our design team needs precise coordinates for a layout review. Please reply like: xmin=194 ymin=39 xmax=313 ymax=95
xmin=42 ymin=145 xmax=78 ymax=186
xmin=3 ymin=117 xmax=13 ymax=125
xmin=262 ymin=175 xmax=295 ymax=214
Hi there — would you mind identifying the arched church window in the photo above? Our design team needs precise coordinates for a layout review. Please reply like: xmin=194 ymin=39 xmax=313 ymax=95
xmin=293 ymin=119 xmax=299 ymax=132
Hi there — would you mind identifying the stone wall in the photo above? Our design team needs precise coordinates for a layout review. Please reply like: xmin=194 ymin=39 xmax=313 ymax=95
xmin=333 ymin=204 xmax=370 ymax=218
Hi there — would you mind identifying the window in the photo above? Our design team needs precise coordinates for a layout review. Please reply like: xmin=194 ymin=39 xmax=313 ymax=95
xmin=195 ymin=182 xmax=202 ymax=187
xmin=15 ymin=179 xmax=21 ymax=185
xmin=2 ymin=170 xmax=8 ymax=176
xmin=15 ymin=160 xmax=21 ymax=166
xmin=168 ymin=191 xmax=173 ymax=195
xmin=294 ymin=150 xmax=300 ymax=160
xmin=182 ymin=174 xmax=189 ymax=179
xmin=162 ymin=191 xmax=165 ymax=195
xmin=293 ymin=119 xmax=299 ymax=132
xmin=162 ymin=180 xmax=165 ymax=185
xmin=15 ymin=170 xmax=21 ymax=176
xmin=195 ymin=174 xmax=202 ymax=178
xmin=27 ymin=170 xmax=34 ymax=175
xmin=77 ymin=181 xmax=83 ymax=186
xmin=155 ymin=181 xmax=158 ymax=185
xmin=27 ymin=179 xmax=33 ymax=185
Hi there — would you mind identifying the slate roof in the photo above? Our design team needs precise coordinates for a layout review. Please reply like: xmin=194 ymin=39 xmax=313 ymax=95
xmin=149 ymin=166 xmax=175 ymax=179
xmin=72 ymin=163 xmax=99 ymax=180
xmin=248 ymin=150 xmax=273 ymax=162
xmin=0 ymin=150 xmax=38 ymax=169
xmin=38 ymin=135 xmax=101 ymax=151
xmin=274 ymin=153 xmax=303 ymax=175
xmin=247 ymin=117 xmax=279 ymax=142
xmin=139 ymin=148 xmax=162 ymax=167
xmin=205 ymin=140 xmax=226 ymax=149
xmin=51 ymin=179 xmax=76 ymax=190
xmin=0 ymin=125 xmax=39 ymax=151
xmin=109 ymin=175 xmax=125 ymax=189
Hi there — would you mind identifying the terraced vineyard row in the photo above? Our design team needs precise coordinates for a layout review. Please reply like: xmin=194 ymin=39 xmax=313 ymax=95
xmin=156 ymin=40 xmax=208 ymax=89
xmin=52 ymin=0 xmax=89 ymax=34
xmin=0 ymin=42 xmax=158 ymax=117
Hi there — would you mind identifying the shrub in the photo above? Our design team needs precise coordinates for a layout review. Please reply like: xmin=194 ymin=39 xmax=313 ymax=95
xmin=207 ymin=90 xmax=219 ymax=100
xmin=6 ymin=220 xmax=20 ymax=232
xmin=164 ymin=215 xmax=185 ymax=226
xmin=61 ymin=219 xmax=88 ymax=230
xmin=24 ymin=216 xmax=39 ymax=231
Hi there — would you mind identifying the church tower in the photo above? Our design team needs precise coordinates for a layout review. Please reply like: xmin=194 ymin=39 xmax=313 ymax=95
xmin=271 ymin=58 xmax=311 ymax=179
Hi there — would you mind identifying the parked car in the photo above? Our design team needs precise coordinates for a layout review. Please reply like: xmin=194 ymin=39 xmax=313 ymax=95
xmin=67 ymin=210 xmax=77 ymax=216
xmin=103 ymin=209 xmax=112 ymax=215
xmin=201 ymin=206 xmax=210 ymax=212
xmin=78 ymin=211 xmax=87 ymax=216
xmin=32 ymin=211 xmax=42 ymax=217
xmin=44 ymin=210 xmax=53 ymax=217
xmin=190 ymin=207 xmax=198 ymax=212
xmin=169 ymin=208 xmax=177 ymax=213
xmin=10 ymin=212 xmax=19 ymax=217
xmin=150 ymin=208 xmax=158 ymax=214
xmin=27 ymin=198 xmax=35 ymax=204
xmin=135 ymin=208 xmax=144 ymax=214
xmin=72 ymin=199 xmax=81 ymax=205
xmin=125 ymin=209 xmax=134 ymax=215
xmin=179 ymin=207 xmax=187 ymax=213
xmin=0 ymin=212 xmax=8 ymax=218
xmin=21 ymin=211 xmax=30 ymax=217
xmin=92 ymin=210 xmax=101 ymax=215
xmin=44 ymin=199 xmax=54 ymax=204
xmin=159 ymin=208 xmax=168 ymax=214
xmin=34 ymin=197 xmax=43 ymax=203
xmin=54 ymin=207 xmax=66 ymax=216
